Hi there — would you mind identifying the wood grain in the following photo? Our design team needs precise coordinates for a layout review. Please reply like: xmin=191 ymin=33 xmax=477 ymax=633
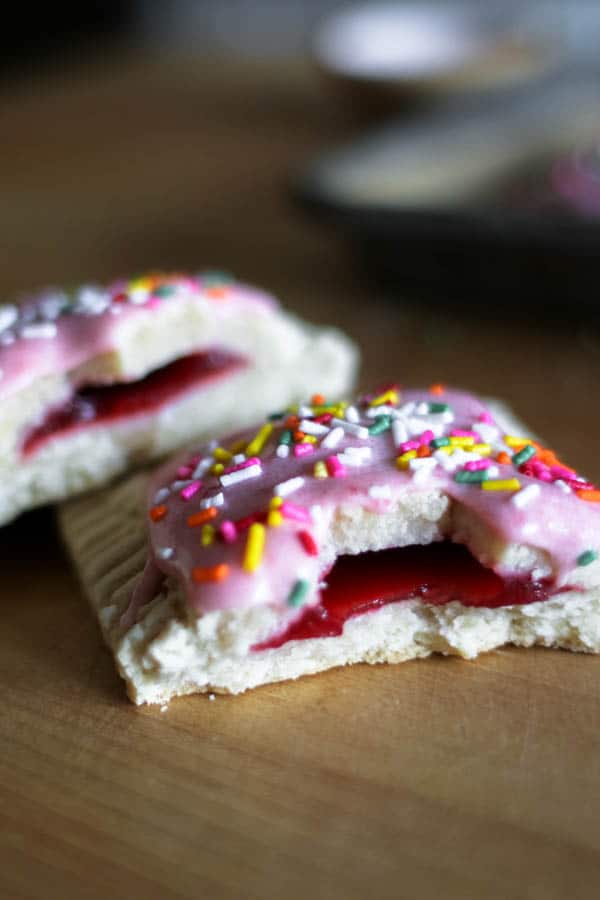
xmin=1 ymin=51 xmax=600 ymax=900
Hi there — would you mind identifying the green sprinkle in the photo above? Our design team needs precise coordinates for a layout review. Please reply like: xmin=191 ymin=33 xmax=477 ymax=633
xmin=454 ymin=469 xmax=489 ymax=484
xmin=287 ymin=579 xmax=310 ymax=608
xmin=279 ymin=429 xmax=293 ymax=445
xmin=201 ymin=270 xmax=234 ymax=286
xmin=513 ymin=445 xmax=536 ymax=466
xmin=153 ymin=284 xmax=177 ymax=298
xmin=368 ymin=414 xmax=391 ymax=436
xmin=268 ymin=411 xmax=285 ymax=421
xmin=431 ymin=436 xmax=450 ymax=449
xmin=429 ymin=402 xmax=449 ymax=413
xmin=577 ymin=550 xmax=598 ymax=567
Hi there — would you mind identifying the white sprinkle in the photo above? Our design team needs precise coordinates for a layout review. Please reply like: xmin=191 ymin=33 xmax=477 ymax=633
xmin=171 ymin=479 xmax=193 ymax=491
xmin=399 ymin=402 xmax=415 ymax=416
xmin=274 ymin=476 xmax=305 ymax=497
xmin=299 ymin=419 xmax=329 ymax=436
xmin=129 ymin=287 xmax=149 ymax=304
xmin=157 ymin=547 xmax=174 ymax=560
xmin=192 ymin=458 xmax=213 ymax=479
xmin=153 ymin=487 xmax=170 ymax=504
xmin=391 ymin=419 xmax=408 ymax=446
xmin=416 ymin=402 xmax=429 ymax=415
xmin=232 ymin=453 xmax=246 ymax=464
xmin=298 ymin=404 xmax=313 ymax=418
xmin=39 ymin=294 xmax=66 ymax=319
xmin=472 ymin=422 xmax=499 ymax=444
xmin=330 ymin=417 xmax=369 ymax=439
xmin=208 ymin=693 xmax=216 ymax=701
xmin=75 ymin=286 xmax=110 ymax=314
xmin=220 ymin=463 xmax=262 ymax=487
xmin=321 ymin=426 xmax=344 ymax=448
xmin=0 ymin=304 xmax=18 ymax=332
xmin=337 ymin=450 xmax=370 ymax=467
xmin=368 ymin=484 xmax=392 ymax=500
xmin=366 ymin=404 xmax=397 ymax=418
xmin=522 ymin=522 xmax=539 ymax=537
xmin=511 ymin=483 xmax=541 ymax=509
xmin=554 ymin=479 xmax=572 ymax=494
xmin=408 ymin=457 xmax=438 ymax=484
xmin=345 ymin=405 xmax=360 ymax=423
xmin=20 ymin=322 xmax=57 ymax=340
xmin=200 ymin=492 xmax=224 ymax=509
xmin=276 ymin=444 xmax=290 ymax=459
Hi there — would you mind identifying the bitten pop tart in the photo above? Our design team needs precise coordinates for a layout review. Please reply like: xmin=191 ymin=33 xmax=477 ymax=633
xmin=0 ymin=272 xmax=356 ymax=524
xmin=60 ymin=384 xmax=600 ymax=705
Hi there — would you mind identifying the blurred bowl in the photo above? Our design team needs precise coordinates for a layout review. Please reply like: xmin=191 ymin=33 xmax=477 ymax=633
xmin=311 ymin=2 xmax=560 ymax=114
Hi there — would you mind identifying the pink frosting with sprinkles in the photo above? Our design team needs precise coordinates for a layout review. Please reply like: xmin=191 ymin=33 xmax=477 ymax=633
xmin=128 ymin=386 xmax=600 ymax=624
xmin=0 ymin=272 xmax=274 ymax=401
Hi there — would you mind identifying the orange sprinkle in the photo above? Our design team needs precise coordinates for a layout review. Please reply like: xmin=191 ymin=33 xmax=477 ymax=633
xmin=496 ymin=451 xmax=511 ymax=465
xmin=286 ymin=415 xmax=299 ymax=428
xmin=187 ymin=507 xmax=218 ymax=527
xmin=429 ymin=383 xmax=446 ymax=396
xmin=149 ymin=504 xmax=167 ymax=522
xmin=311 ymin=393 xmax=325 ymax=405
xmin=576 ymin=490 xmax=600 ymax=503
xmin=416 ymin=445 xmax=431 ymax=458
xmin=206 ymin=286 xmax=229 ymax=300
xmin=293 ymin=430 xmax=306 ymax=443
xmin=192 ymin=563 xmax=229 ymax=583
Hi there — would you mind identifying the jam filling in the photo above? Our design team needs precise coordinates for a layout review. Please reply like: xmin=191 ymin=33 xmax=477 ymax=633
xmin=22 ymin=349 xmax=246 ymax=457
xmin=254 ymin=542 xmax=556 ymax=650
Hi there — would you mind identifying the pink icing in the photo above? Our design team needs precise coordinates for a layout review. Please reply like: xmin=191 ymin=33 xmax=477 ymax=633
xmin=0 ymin=272 xmax=275 ymax=402
xmin=129 ymin=387 xmax=600 ymax=625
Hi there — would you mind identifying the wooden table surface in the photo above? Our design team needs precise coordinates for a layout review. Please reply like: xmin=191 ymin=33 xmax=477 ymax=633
xmin=2 ymin=52 xmax=600 ymax=900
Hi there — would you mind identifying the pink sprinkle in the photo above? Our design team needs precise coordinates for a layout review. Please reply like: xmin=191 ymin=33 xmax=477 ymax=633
xmin=146 ymin=297 xmax=162 ymax=310
xmin=464 ymin=459 xmax=489 ymax=471
xmin=550 ymin=464 xmax=575 ymax=479
xmin=235 ymin=512 xmax=265 ymax=531
xmin=294 ymin=443 xmax=314 ymax=458
xmin=399 ymin=439 xmax=420 ymax=454
xmin=531 ymin=461 xmax=552 ymax=481
xmin=223 ymin=456 xmax=261 ymax=475
xmin=177 ymin=465 xmax=193 ymax=478
xmin=188 ymin=454 xmax=202 ymax=466
xmin=450 ymin=429 xmax=477 ymax=438
xmin=298 ymin=530 xmax=318 ymax=556
xmin=219 ymin=520 xmax=237 ymax=543
xmin=565 ymin=478 xmax=595 ymax=491
xmin=520 ymin=462 xmax=537 ymax=478
xmin=325 ymin=455 xmax=347 ymax=478
xmin=180 ymin=480 xmax=202 ymax=500
xmin=419 ymin=430 xmax=434 ymax=445
xmin=478 ymin=411 xmax=494 ymax=424
xmin=314 ymin=413 xmax=333 ymax=424
xmin=280 ymin=502 xmax=312 ymax=523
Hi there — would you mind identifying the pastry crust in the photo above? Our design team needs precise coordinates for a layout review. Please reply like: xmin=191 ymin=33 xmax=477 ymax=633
xmin=0 ymin=274 xmax=357 ymax=524
xmin=59 ymin=393 xmax=600 ymax=705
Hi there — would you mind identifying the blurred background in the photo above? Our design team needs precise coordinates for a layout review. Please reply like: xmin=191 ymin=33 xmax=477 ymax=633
xmin=1 ymin=0 xmax=600 ymax=461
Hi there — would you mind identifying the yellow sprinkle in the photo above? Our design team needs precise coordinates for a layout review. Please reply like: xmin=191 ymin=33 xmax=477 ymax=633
xmin=269 ymin=496 xmax=283 ymax=509
xmin=128 ymin=276 xmax=152 ymax=292
xmin=210 ymin=463 xmax=224 ymax=476
xmin=243 ymin=522 xmax=266 ymax=572
xmin=370 ymin=389 xmax=398 ymax=407
xmin=213 ymin=447 xmax=233 ymax=462
xmin=267 ymin=510 xmax=283 ymax=528
xmin=472 ymin=443 xmax=491 ymax=455
xmin=435 ymin=445 xmax=454 ymax=455
xmin=313 ymin=461 xmax=328 ymax=479
xmin=201 ymin=524 xmax=215 ymax=546
xmin=504 ymin=435 xmax=533 ymax=448
xmin=396 ymin=450 xmax=417 ymax=470
xmin=245 ymin=423 xmax=273 ymax=457
xmin=481 ymin=478 xmax=521 ymax=492
xmin=449 ymin=436 xmax=475 ymax=447
xmin=302 ymin=434 xmax=317 ymax=444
